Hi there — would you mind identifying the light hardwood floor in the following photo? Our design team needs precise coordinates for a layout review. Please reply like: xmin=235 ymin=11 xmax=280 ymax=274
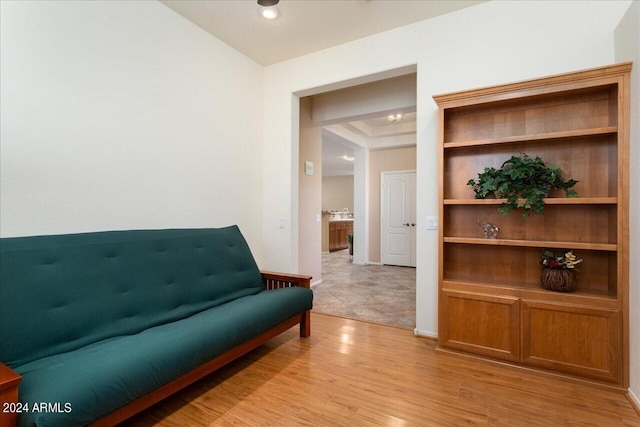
xmin=122 ymin=313 xmax=639 ymax=426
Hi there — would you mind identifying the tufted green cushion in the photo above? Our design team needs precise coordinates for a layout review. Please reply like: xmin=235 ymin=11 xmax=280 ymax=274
xmin=0 ymin=226 xmax=265 ymax=368
xmin=13 ymin=287 xmax=313 ymax=427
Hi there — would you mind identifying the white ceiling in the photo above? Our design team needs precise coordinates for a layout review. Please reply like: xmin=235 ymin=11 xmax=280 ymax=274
xmin=322 ymin=130 xmax=358 ymax=177
xmin=347 ymin=112 xmax=417 ymax=139
xmin=322 ymin=111 xmax=417 ymax=176
xmin=160 ymin=0 xmax=486 ymax=66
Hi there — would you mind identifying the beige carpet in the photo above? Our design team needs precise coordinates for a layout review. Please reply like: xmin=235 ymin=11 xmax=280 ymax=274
xmin=312 ymin=250 xmax=416 ymax=329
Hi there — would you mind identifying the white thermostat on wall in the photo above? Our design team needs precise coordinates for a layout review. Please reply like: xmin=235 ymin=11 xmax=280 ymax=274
xmin=305 ymin=161 xmax=314 ymax=175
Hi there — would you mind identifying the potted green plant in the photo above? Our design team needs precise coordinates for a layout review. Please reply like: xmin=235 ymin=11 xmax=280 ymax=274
xmin=467 ymin=153 xmax=578 ymax=217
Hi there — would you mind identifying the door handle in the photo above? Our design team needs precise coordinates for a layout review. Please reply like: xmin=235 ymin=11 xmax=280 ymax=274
xmin=411 ymin=223 xmax=416 ymax=227
xmin=403 ymin=223 xmax=410 ymax=226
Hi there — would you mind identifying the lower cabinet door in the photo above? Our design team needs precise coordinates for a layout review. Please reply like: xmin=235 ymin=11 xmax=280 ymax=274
xmin=521 ymin=300 xmax=622 ymax=383
xmin=440 ymin=290 xmax=520 ymax=362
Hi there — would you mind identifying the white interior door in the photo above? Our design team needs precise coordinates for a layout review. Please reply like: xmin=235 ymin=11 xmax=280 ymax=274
xmin=381 ymin=171 xmax=416 ymax=267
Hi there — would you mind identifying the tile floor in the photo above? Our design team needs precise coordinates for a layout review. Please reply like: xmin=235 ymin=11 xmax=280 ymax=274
xmin=312 ymin=250 xmax=416 ymax=329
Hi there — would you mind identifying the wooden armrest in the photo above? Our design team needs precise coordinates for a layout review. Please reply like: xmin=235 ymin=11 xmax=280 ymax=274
xmin=0 ymin=363 xmax=21 ymax=392
xmin=1 ymin=362 xmax=22 ymax=427
xmin=260 ymin=271 xmax=312 ymax=337
xmin=260 ymin=271 xmax=312 ymax=289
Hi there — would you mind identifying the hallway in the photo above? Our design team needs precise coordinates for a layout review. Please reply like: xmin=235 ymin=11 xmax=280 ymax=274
xmin=312 ymin=250 xmax=416 ymax=329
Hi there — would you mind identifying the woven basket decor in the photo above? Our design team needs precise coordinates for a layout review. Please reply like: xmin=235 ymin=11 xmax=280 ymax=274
xmin=540 ymin=267 xmax=577 ymax=292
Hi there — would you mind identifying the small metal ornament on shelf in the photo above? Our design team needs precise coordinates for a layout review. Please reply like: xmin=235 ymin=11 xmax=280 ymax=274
xmin=477 ymin=219 xmax=499 ymax=239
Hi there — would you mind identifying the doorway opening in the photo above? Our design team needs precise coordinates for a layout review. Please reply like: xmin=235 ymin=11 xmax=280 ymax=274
xmin=297 ymin=69 xmax=418 ymax=329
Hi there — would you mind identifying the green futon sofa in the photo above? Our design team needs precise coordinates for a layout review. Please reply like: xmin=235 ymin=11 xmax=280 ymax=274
xmin=0 ymin=226 xmax=313 ymax=426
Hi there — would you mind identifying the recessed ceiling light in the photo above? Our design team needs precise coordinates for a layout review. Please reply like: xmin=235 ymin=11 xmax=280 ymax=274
xmin=258 ymin=0 xmax=280 ymax=19
xmin=259 ymin=6 xmax=280 ymax=19
xmin=388 ymin=113 xmax=403 ymax=123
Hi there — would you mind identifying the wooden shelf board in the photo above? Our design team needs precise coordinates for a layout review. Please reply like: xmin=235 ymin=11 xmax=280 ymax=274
xmin=443 ymin=237 xmax=617 ymax=251
xmin=442 ymin=279 xmax=618 ymax=302
xmin=443 ymin=126 xmax=617 ymax=149
xmin=443 ymin=197 xmax=617 ymax=205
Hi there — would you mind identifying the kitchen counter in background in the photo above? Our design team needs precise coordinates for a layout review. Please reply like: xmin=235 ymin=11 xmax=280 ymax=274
xmin=322 ymin=211 xmax=353 ymax=253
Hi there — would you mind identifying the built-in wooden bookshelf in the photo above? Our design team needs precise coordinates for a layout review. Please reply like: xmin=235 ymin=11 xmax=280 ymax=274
xmin=434 ymin=63 xmax=631 ymax=388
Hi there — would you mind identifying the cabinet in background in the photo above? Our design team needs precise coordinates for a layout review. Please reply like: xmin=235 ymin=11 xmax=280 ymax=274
xmin=329 ymin=220 xmax=353 ymax=252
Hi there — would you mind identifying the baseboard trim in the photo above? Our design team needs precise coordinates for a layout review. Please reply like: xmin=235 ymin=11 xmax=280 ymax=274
xmin=436 ymin=345 xmax=627 ymax=394
xmin=311 ymin=279 xmax=323 ymax=287
xmin=628 ymin=387 xmax=640 ymax=416
xmin=414 ymin=328 xmax=437 ymax=339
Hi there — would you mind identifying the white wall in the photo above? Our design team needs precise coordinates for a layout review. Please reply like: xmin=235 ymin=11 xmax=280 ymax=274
xmin=614 ymin=0 xmax=640 ymax=405
xmin=262 ymin=0 xmax=633 ymax=338
xmin=322 ymin=176 xmax=354 ymax=212
xmin=298 ymin=97 xmax=323 ymax=283
xmin=0 ymin=1 xmax=264 ymax=259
